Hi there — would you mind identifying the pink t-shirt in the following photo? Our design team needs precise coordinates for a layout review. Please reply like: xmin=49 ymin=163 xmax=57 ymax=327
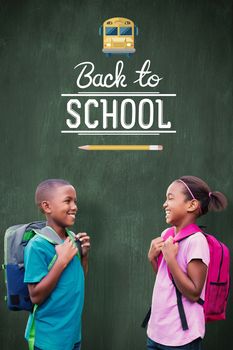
xmin=147 ymin=231 xmax=210 ymax=346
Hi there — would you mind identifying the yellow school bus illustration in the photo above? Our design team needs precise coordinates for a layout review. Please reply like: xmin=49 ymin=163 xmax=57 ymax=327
xmin=99 ymin=17 xmax=138 ymax=57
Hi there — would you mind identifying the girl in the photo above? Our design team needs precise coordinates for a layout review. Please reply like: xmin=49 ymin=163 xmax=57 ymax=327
xmin=147 ymin=175 xmax=227 ymax=350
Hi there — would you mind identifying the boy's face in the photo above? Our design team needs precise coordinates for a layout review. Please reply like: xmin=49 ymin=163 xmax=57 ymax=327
xmin=44 ymin=185 xmax=78 ymax=228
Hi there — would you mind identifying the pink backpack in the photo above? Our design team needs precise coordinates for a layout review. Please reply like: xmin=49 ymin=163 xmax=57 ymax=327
xmin=159 ymin=223 xmax=230 ymax=327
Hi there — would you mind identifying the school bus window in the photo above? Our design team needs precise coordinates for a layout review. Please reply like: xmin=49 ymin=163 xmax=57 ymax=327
xmin=120 ymin=27 xmax=132 ymax=35
xmin=106 ymin=27 xmax=118 ymax=35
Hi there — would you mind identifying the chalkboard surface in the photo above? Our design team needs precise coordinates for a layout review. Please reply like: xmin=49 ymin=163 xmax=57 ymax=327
xmin=0 ymin=1 xmax=232 ymax=349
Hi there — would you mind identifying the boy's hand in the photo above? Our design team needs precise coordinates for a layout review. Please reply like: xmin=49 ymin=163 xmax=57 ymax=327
xmin=148 ymin=237 xmax=164 ymax=262
xmin=161 ymin=236 xmax=179 ymax=264
xmin=55 ymin=237 xmax=78 ymax=267
xmin=76 ymin=232 xmax=90 ymax=257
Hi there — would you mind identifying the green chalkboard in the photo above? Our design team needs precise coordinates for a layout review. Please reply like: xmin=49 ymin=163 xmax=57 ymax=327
xmin=0 ymin=0 xmax=232 ymax=349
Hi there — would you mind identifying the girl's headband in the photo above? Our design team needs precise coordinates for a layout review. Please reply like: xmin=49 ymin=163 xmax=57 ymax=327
xmin=178 ymin=179 xmax=212 ymax=200
xmin=178 ymin=179 xmax=196 ymax=200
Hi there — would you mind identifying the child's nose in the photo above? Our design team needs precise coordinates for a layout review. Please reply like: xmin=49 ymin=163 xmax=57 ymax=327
xmin=163 ymin=201 xmax=167 ymax=208
xmin=72 ymin=202 xmax=78 ymax=211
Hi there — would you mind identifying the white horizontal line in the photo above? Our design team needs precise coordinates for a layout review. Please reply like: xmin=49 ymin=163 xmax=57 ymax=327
xmin=61 ymin=93 xmax=176 ymax=97
xmin=77 ymin=133 xmax=161 ymax=135
xmin=61 ymin=130 xmax=176 ymax=135
xmin=84 ymin=92 xmax=161 ymax=94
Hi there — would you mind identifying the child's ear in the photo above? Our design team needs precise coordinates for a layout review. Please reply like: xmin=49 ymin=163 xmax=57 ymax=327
xmin=40 ymin=200 xmax=52 ymax=214
xmin=187 ymin=199 xmax=200 ymax=213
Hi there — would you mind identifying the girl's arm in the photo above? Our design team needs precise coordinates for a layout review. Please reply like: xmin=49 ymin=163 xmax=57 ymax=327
xmin=162 ymin=237 xmax=208 ymax=302
xmin=148 ymin=237 xmax=164 ymax=273
xmin=28 ymin=237 xmax=78 ymax=305
xmin=167 ymin=258 xmax=207 ymax=301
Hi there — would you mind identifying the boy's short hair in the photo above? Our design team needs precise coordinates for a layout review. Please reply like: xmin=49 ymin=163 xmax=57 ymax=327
xmin=35 ymin=179 xmax=71 ymax=210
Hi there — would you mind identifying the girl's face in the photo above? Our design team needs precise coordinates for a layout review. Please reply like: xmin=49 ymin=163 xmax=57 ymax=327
xmin=163 ymin=181 xmax=191 ymax=226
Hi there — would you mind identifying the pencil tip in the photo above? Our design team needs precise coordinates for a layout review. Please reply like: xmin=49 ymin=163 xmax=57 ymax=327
xmin=79 ymin=145 xmax=89 ymax=150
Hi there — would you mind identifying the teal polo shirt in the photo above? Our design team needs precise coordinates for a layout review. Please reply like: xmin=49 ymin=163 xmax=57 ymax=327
xmin=24 ymin=232 xmax=84 ymax=350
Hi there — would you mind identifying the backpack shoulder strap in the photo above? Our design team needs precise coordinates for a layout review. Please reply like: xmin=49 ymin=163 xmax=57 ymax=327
xmin=162 ymin=227 xmax=175 ymax=240
xmin=34 ymin=226 xmax=82 ymax=259
xmin=174 ymin=223 xmax=202 ymax=243
xmin=33 ymin=226 xmax=64 ymax=245
xmin=66 ymin=229 xmax=82 ymax=259
xmin=170 ymin=223 xmax=204 ymax=330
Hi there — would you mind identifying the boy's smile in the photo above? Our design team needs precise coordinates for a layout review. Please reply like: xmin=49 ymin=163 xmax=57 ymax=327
xmin=45 ymin=185 xmax=78 ymax=234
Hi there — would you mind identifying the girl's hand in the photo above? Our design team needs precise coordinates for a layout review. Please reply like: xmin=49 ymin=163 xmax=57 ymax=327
xmin=148 ymin=237 xmax=164 ymax=262
xmin=76 ymin=232 xmax=90 ymax=257
xmin=161 ymin=236 xmax=179 ymax=263
xmin=55 ymin=237 xmax=78 ymax=267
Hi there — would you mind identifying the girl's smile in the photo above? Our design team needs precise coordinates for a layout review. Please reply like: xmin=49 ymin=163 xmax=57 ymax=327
xmin=163 ymin=181 xmax=198 ymax=231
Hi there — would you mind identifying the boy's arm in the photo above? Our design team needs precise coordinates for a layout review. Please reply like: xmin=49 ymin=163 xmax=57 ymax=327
xmin=81 ymin=256 xmax=88 ymax=275
xmin=28 ymin=237 xmax=78 ymax=305
xmin=76 ymin=232 xmax=90 ymax=276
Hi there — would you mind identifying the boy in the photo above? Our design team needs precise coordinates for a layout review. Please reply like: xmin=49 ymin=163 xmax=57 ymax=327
xmin=24 ymin=179 xmax=90 ymax=350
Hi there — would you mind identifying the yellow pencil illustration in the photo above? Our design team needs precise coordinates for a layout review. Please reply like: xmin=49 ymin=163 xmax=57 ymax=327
xmin=79 ymin=145 xmax=163 ymax=151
